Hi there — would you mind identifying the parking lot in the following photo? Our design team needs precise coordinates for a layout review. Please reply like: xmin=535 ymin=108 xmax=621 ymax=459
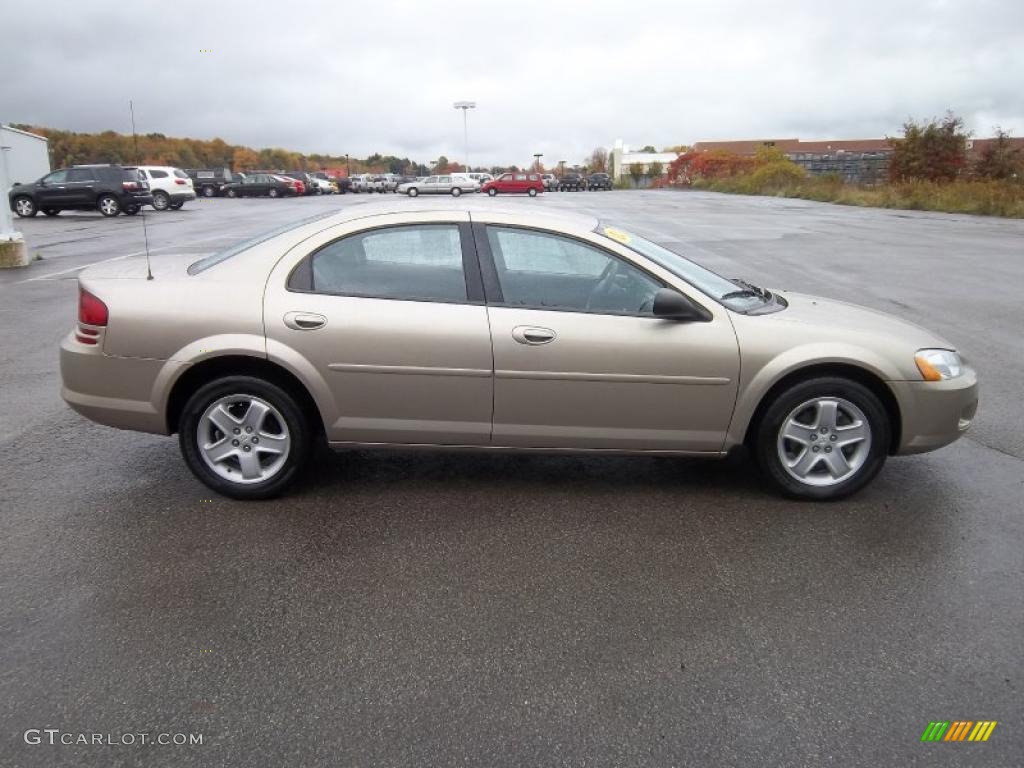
xmin=1 ymin=190 xmax=1021 ymax=766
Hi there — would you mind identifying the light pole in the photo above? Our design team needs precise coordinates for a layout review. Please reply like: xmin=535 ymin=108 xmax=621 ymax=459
xmin=533 ymin=153 xmax=543 ymax=173
xmin=345 ymin=153 xmax=350 ymax=176
xmin=453 ymin=101 xmax=475 ymax=171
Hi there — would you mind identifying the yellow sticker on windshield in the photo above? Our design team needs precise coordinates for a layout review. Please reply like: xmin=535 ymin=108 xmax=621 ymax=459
xmin=602 ymin=227 xmax=631 ymax=244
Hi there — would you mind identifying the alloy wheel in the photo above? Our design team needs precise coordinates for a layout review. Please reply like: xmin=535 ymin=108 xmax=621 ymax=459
xmin=776 ymin=397 xmax=872 ymax=486
xmin=197 ymin=394 xmax=291 ymax=484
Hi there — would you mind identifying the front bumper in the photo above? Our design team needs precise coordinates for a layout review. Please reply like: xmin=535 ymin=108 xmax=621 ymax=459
xmin=890 ymin=367 xmax=979 ymax=455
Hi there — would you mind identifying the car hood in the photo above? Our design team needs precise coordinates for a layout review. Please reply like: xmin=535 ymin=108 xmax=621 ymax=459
xmin=770 ymin=290 xmax=955 ymax=349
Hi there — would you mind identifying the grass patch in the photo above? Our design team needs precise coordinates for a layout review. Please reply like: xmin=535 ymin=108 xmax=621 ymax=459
xmin=694 ymin=175 xmax=1024 ymax=218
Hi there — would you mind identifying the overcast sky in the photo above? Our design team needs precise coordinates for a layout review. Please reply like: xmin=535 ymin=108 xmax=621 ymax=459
xmin=3 ymin=0 xmax=1022 ymax=166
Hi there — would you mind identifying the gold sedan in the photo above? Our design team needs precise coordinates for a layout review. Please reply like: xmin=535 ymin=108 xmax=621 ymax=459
xmin=60 ymin=204 xmax=978 ymax=500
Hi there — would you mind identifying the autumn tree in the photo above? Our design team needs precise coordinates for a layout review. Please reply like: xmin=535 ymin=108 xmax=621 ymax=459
xmin=589 ymin=147 xmax=608 ymax=172
xmin=629 ymin=163 xmax=645 ymax=186
xmin=888 ymin=112 xmax=969 ymax=183
xmin=973 ymin=128 xmax=1023 ymax=180
xmin=648 ymin=161 xmax=664 ymax=178
xmin=232 ymin=147 xmax=260 ymax=171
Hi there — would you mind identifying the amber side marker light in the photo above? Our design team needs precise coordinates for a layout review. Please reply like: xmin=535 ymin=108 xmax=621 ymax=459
xmin=915 ymin=354 xmax=943 ymax=381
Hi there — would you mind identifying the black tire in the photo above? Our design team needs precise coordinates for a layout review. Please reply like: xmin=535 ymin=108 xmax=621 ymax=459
xmin=42 ymin=208 xmax=60 ymax=217
xmin=97 ymin=195 xmax=121 ymax=217
xmin=123 ymin=206 xmax=139 ymax=216
xmin=202 ymin=185 xmax=216 ymax=197
xmin=528 ymin=188 xmax=538 ymax=197
xmin=753 ymin=376 xmax=890 ymax=501
xmin=268 ymin=188 xmax=280 ymax=198
xmin=408 ymin=187 xmax=419 ymax=197
xmin=169 ymin=201 xmax=184 ymax=210
xmin=451 ymin=186 xmax=462 ymax=197
xmin=178 ymin=376 xmax=311 ymax=500
xmin=487 ymin=188 xmax=497 ymax=196
xmin=13 ymin=196 xmax=37 ymax=217
xmin=226 ymin=188 xmax=237 ymax=198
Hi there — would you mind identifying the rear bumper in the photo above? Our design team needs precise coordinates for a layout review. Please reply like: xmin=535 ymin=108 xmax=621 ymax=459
xmin=169 ymin=191 xmax=196 ymax=202
xmin=890 ymin=368 xmax=979 ymax=455
xmin=60 ymin=333 xmax=176 ymax=435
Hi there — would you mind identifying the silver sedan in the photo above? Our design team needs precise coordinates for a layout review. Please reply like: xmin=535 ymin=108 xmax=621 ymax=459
xmin=398 ymin=175 xmax=479 ymax=197
xmin=60 ymin=203 xmax=978 ymax=501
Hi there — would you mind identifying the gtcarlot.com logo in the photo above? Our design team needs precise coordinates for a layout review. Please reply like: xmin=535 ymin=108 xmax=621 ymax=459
xmin=24 ymin=729 xmax=203 ymax=747
xmin=921 ymin=720 xmax=997 ymax=743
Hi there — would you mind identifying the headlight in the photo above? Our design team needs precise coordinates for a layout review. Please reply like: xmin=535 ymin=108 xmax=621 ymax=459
xmin=915 ymin=349 xmax=963 ymax=381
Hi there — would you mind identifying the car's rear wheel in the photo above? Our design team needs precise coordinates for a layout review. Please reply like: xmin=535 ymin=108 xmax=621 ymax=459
xmin=169 ymin=201 xmax=184 ymax=210
xmin=123 ymin=205 xmax=139 ymax=216
xmin=487 ymin=188 xmax=497 ymax=196
xmin=528 ymin=188 xmax=538 ymax=197
xmin=754 ymin=376 xmax=889 ymax=500
xmin=201 ymin=185 xmax=216 ymax=197
xmin=451 ymin=186 xmax=462 ymax=197
xmin=13 ymin=196 xmax=37 ymax=217
xmin=268 ymin=188 xmax=280 ymax=198
xmin=42 ymin=208 xmax=60 ymax=217
xmin=152 ymin=191 xmax=170 ymax=210
xmin=98 ymin=195 xmax=121 ymax=217
xmin=179 ymin=376 xmax=310 ymax=500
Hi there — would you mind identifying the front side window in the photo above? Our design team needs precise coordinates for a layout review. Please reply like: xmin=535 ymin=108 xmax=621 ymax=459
xmin=425 ymin=176 xmax=438 ymax=184
xmin=42 ymin=170 xmax=68 ymax=184
xmin=486 ymin=226 xmax=661 ymax=315
xmin=514 ymin=174 xmax=526 ymax=181
xmin=309 ymin=224 xmax=467 ymax=303
xmin=500 ymin=174 xmax=512 ymax=181
xmin=438 ymin=176 xmax=451 ymax=184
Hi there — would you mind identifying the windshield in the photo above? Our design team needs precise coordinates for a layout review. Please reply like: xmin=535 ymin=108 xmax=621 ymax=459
xmin=595 ymin=223 xmax=771 ymax=312
xmin=187 ymin=212 xmax=337 ymax=274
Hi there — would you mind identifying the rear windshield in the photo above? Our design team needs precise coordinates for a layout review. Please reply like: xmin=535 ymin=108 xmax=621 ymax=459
xmin=187 ymin=212 xmax=337 ymax=275
xmin=122 ymin=169 xmax=144 ymax=181
xmin=173 ymin=169 xmax=189 ymax=179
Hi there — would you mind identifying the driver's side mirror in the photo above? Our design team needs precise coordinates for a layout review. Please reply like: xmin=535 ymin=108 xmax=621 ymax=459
xmin=652 ymin=288 xmax=709 ymax=322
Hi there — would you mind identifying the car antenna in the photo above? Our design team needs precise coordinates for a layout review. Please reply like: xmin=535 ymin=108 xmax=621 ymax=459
xmin=129 ymin=100 xmax=154 ymax=280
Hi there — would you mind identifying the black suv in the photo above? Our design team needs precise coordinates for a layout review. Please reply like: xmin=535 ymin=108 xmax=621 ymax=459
xmin=587 ymin=172 xmax=612 ymax=190
xmin=9 ymin=165 xmax=153 ymax=218
xmin=186 ymin=168 xmax=244 ymax=197
xmin=558 ymin=173 xmax=585 ymax=191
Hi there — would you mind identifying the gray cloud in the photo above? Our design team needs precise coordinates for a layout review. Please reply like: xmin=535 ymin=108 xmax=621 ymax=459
xmin=3 ymin=0 xmax=1023 ymax=166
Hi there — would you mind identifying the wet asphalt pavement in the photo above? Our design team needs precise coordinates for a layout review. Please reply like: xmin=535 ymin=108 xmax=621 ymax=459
xmin=1 ymin=190 xmax=1021 ymax=767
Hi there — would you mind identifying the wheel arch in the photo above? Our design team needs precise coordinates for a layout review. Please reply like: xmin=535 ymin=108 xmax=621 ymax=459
xmin=165 ymin=355 xmax=324 ymax=439
xmin=741 ymin=362 xmax=902 ymax=455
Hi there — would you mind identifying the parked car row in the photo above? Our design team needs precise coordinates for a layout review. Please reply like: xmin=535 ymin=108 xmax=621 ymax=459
xmin=8 ymin=164 xmax=160 ymax=218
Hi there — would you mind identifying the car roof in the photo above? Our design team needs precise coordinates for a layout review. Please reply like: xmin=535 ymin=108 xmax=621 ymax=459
xmin=319 ymin=199 xmax=599 ymax=231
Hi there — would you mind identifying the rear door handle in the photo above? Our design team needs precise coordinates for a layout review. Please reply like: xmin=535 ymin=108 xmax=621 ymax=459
xmin=512 ymin=326 xmax=556 ymax=345
xmin=283 ymin=311 xmax=327 ymax=331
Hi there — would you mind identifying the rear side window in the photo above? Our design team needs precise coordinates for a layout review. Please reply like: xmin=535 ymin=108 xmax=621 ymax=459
xmin=149 ymin=169 xmax=169 ymax=179
xmin=67 ymin=168 xmax=95 ymax=182
xmin=308 ymin=224 xmax=467 ymax=303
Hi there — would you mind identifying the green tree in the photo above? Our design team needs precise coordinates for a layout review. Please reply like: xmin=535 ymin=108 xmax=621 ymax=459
xmin=640 ymin=145 xmax=657 ymax=153
xmin=629 ymin=163 xmax=645 ymax=186
xmin=648 ymin=161 xmax=664 ymax=178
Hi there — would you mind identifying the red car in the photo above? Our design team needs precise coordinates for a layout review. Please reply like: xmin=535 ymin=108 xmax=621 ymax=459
xmin=276 ymin=175 xmax=305 ymax=195
xmin=481 ymin=172 xmax=544 ymax=197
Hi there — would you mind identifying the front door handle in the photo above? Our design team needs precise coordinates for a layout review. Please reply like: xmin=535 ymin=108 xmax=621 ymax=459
xmin=283 ymin=311 xmax=327 ymax=331
xmin=512 ymin=325 xmax=556 ymax=345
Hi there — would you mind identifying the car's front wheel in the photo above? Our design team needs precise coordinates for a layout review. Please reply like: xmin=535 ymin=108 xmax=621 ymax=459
xmin=487 ymin=188 xmax=497 ymax=196
xmin=754 ymin=376 xmax=889 ymax=500
xmin=268 ymin=188 xmax=280 ymax=198
xmin=179 ymin=376 xmax=311 ymax=499
xmin=13 ymin=196 xmax=37 ymax=217
xmin=408 ymin=187 xmax=419 ymax=197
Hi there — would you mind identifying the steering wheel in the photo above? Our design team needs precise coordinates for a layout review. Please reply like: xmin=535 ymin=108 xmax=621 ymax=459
xmin=585 ymin=260 xmax=620 ymax=311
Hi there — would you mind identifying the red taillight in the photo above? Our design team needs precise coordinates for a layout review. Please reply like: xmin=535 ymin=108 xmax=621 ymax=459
xmin=174 ymin=178 xmax=187 ymax=185
xmin=78 ymin=287 xmax=109 ymax=326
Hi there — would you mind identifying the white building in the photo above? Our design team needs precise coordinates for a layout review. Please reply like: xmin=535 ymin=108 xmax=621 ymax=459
xmin=609 ymin=139 xmax=677 ymax=183
xmin=1 ymin=125 xmax=50 ymax=189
